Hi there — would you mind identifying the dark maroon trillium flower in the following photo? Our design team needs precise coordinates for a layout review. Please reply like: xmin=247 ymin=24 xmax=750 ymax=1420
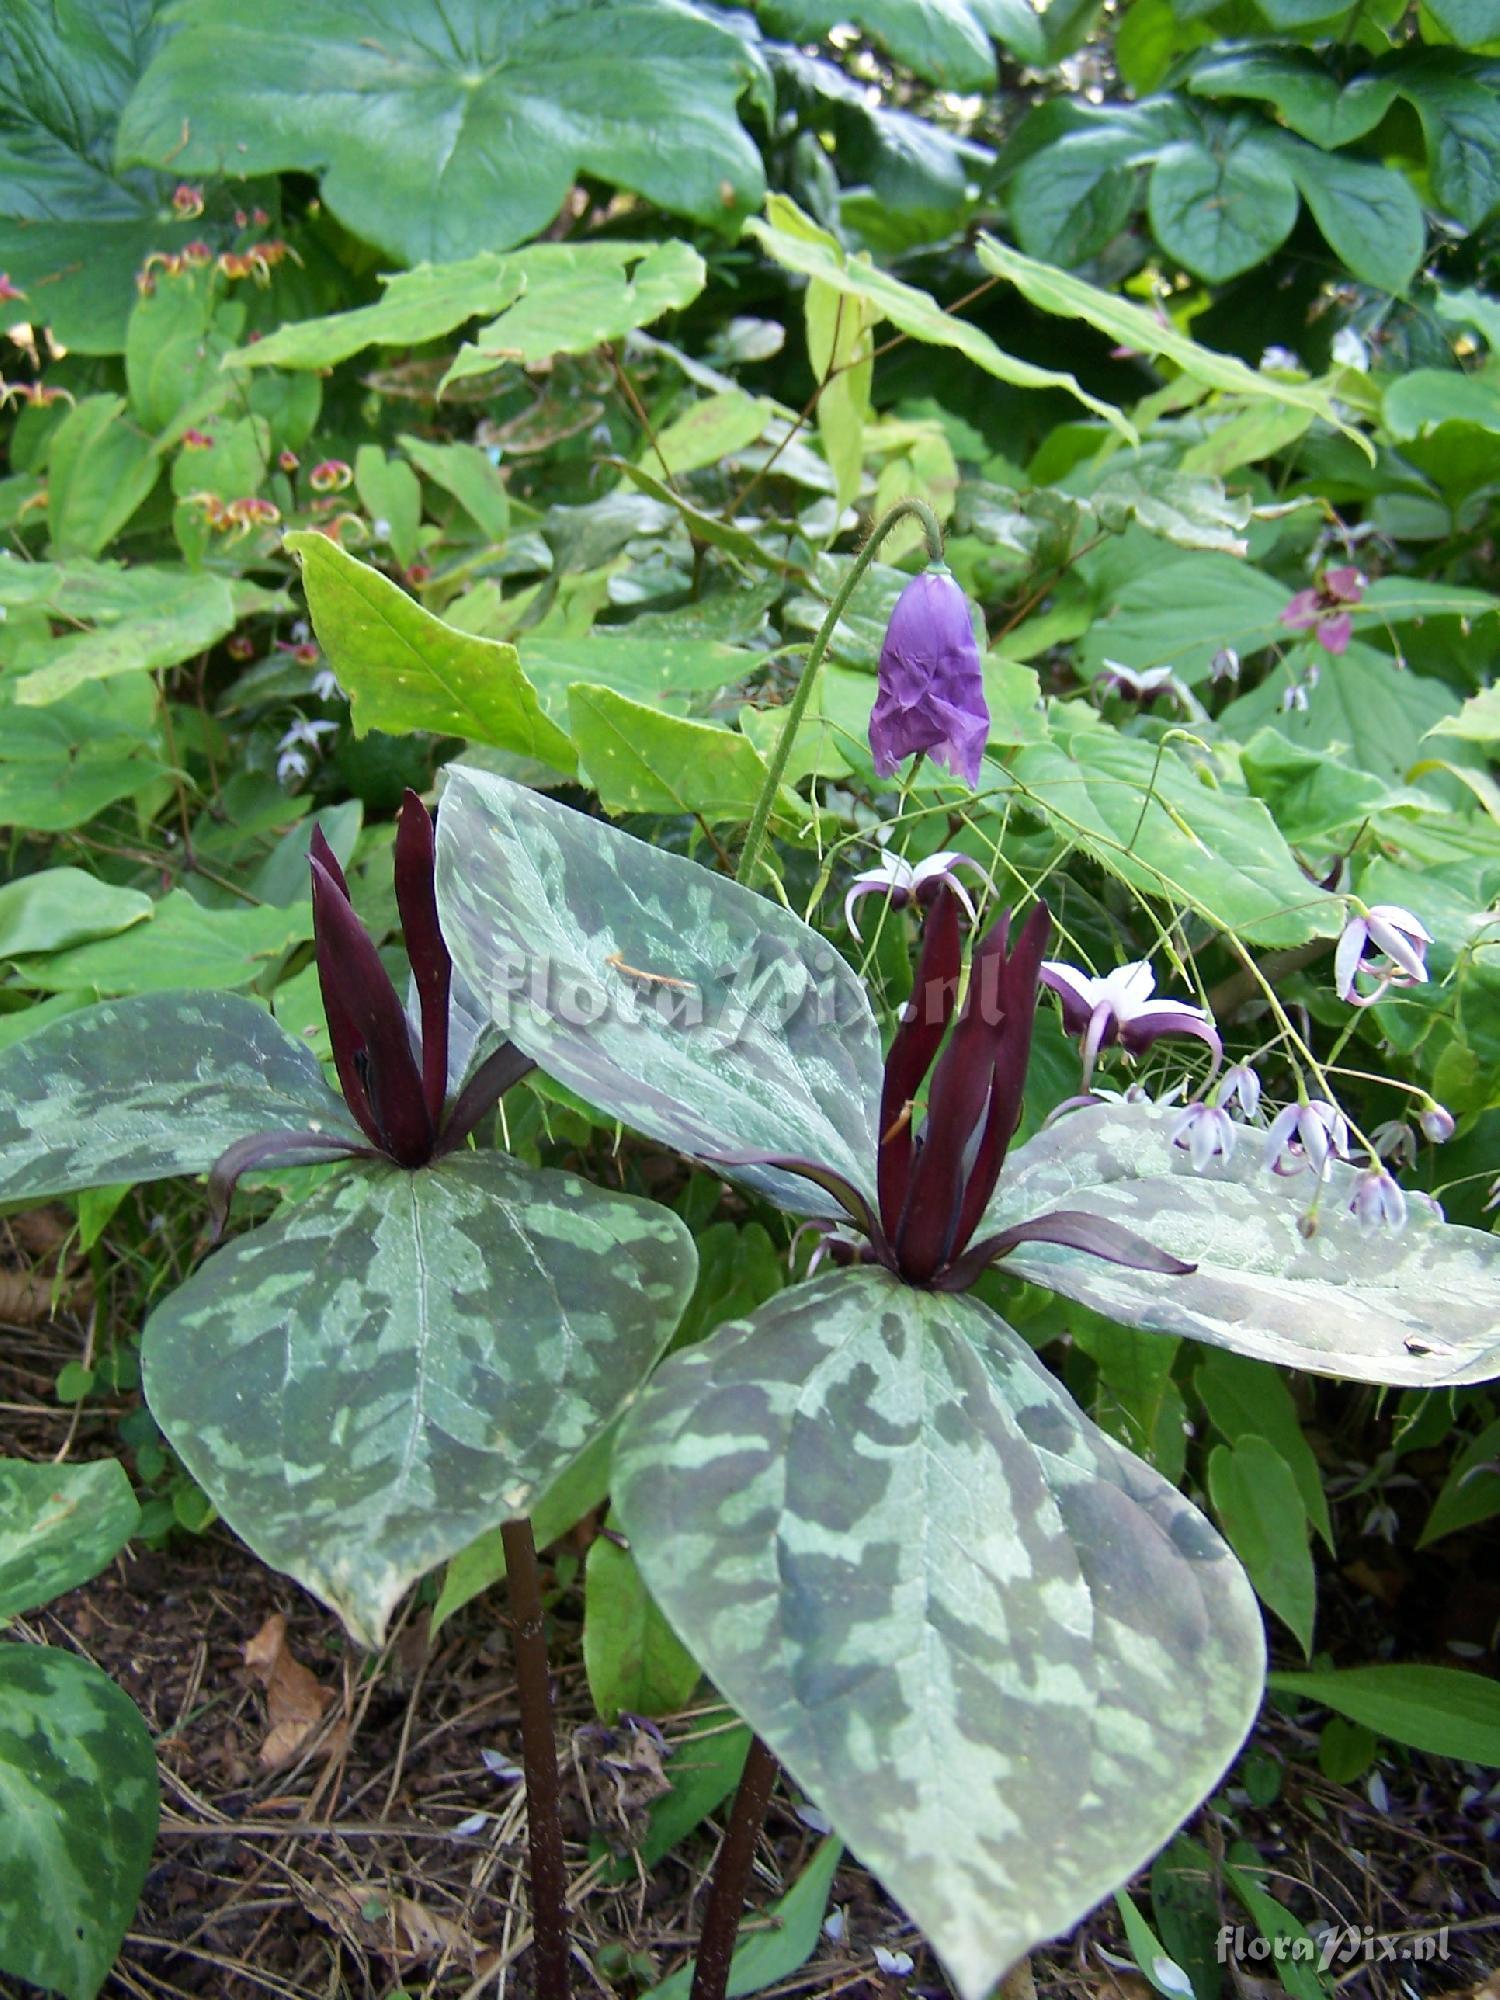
xmin=208 ymin=790 xmax=533 ymax=1224
xmin=729 ymin=886 xmax=1194 ymax=1294
xmin=868 ymin=566 xmax=991 ymax=789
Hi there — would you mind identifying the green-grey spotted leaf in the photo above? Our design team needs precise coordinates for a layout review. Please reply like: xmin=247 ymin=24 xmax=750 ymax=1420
xmin=0 ymin=1642 xmax=158 ymax=2000
xmin=613 ymin=1268 xmax=1263 ymax=2000
xmin=0 ymin=991 xmax=362 ymax=1204
xmin=989 ymin=1102 xmax=1500 ymax=1387
xmin=0 ymin=1460 xmax=140 ymax=1622
xmin=435 ymin=765 xmax=883 ymax=1220
xmin=141 ymin=1153 xmax=696 ymax=1647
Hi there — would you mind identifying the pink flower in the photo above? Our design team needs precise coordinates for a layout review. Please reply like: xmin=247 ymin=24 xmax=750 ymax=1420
xmin=1281 ymin=566 xmax=1366 ymax=656
xmin=1040 ymin=959 xmax=1221 ymax=1088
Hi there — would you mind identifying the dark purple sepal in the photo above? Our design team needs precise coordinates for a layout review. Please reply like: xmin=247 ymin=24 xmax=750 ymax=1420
xmin=1118 ymin=1008 xmax=1223 ymax=1070
xmin=310 ymin=855 xmax=433 ymax=1166
xmin=431 ymin=1043 xmax=538 ymax=1158
xmin=877 ymin=884 xmax=962 ymax=1238
xmin=308 ymin=821 xmax=352 ymax=901
xmin=950 ymin=901 xmax=1050 ymax=1256
xmin=394 ymin=788 xmax=452 ymax=1129
xmin=932 ymin=1206 xmax=1196 ymax=1292
xmin=207 ymin=1127 xmax=376 ymax=1238
xmin=704 ymin=1148 xmax=888 ymax=1256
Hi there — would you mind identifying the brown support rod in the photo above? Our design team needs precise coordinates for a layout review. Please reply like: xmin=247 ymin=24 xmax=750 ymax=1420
xmin=689 ymin=1733 xmax=780 ymax=2000
xmin=502 ymin=1516 xmax=571 ymax=2000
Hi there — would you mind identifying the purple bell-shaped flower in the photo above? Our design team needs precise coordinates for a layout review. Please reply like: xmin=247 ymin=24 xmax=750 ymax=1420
xmin=868 ymin=566 xmax=990 ymax=788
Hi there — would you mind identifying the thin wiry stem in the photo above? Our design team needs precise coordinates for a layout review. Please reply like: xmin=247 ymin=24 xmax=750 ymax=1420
xmin=502 ymin=1517 xmax=571 ymax=2000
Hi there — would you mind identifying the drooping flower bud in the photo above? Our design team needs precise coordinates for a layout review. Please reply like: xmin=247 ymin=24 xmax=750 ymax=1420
xmin=868 ymin=566 xmax=990 ymax=789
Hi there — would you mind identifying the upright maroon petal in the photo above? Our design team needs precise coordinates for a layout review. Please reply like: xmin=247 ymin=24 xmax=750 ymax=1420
xmin=395 ymin=789 xmax=452 ymax=1127
xmin=877 ymin=885 xmax=962 ymax=1239
xmin=309 ymin=821 xmax=351 ymax=901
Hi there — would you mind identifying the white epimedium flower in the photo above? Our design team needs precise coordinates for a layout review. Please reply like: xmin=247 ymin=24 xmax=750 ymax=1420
xmin=1330 ymin=327 xmax=1369 ymax=373
xmin=1171 ymin=1101 xmax=1238 ymax=1172
xmin=1335 ymin=903 xmax=1431 ymax=1006
xmin=1419 ymin=1102 xmax=1455 ymax=1143
xmin=1040 ymin=958 xmax=1222 ymax=1087
xmin=276 ymin=745 xmax=311 ymax=787
xmin=1264 ymin=1099 xmax=1350 ymax=1180
xmin=311 ymin=666 xmax=343 ymax=703
xmin=1349 ymin=1166 xmax=1407 ymax=1235
xmin=843 ymin=850 xmax=988 ymax=939
xmin=277 ymin=717 xmax=339 ymax=756
xmin=1217 ymin=1061 xmax=1261 ymax=1120
xmin=1371 ymin=1119 xmax=1417 ymax=1169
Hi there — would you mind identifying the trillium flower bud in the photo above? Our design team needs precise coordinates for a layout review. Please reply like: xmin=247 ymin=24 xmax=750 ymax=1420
xmin=868 ymin=566 xmax=990 ymax=789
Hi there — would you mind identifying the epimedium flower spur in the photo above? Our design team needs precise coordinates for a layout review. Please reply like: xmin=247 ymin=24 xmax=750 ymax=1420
xmin=208 ymin=789 xmax=534 ymax=1221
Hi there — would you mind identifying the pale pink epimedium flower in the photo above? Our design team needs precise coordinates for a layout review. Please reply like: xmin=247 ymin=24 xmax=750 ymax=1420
xmin=1171 ymin=1101 xmax=1238 ymax=1172
xmin=1335 ymin=903 xmax=1431 ymax=1006
xmin=1281 ymin=565 xmax=1365 ymax=655
xmin=1349 ymin=1166 xmax=1407 ymax=1235
xmin=1218 ymin=1062 xmax=1261 ymax=1119
xmin=1040 ymin=958 xmax=1221 ymax=1088
xmin=1419 ymin=1102 xmax=1455 ymax=1143
xmin=843 ymin=850 xmax=988 ymax=938
xmin=1263 ymin=1099 xmax=1350 ymax=1180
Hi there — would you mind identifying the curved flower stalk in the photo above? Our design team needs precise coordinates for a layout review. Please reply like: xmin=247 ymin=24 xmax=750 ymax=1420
xmin=434 ymin=762 xmax=1500 ymax=2000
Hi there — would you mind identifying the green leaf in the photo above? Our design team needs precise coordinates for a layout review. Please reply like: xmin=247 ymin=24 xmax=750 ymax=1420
xmin=117 ymin=2 xmax=767 ymax=265
xmin=636 ymin=391 xmax=771 ymax=482
xmin=1219 ymin=641 xmax=1465 ymax=786
xmin=1077 ymin=550 xmax=1290 ymax=684
xmin=1275 ymin=140 xmax=1425 ymax=294
xmin=11 ymin=569 xmax=238 ymax=706
xmin=0 ymin=1642 xmax=158 ymax=2000
xmin=975 ymin=234 xmax=1364 ymax=450
xmin=584 ymin=1518 xmax=701 ymax=1721
xmin=644 ymin=1835 xmax=845 ymax=2000
xmin=398 ymin=434 xmax=509 ymax=540
xmin=989 ymin=1100 xmax=1500 ymax=1388
xmin=0 ymin=1461 xmax=140 ymax=1620
xmin=125 ymin=270 xmax=239 ymax=434
xmin=0 ymin=677 xmax=167 ymax=832
xmin=750 ymin=198 xmax=1133 ymax=438
xmin=1238 ymin=727 xmax=1412 ymax=847
xmin=1267 ymin=1664 xmax=1500 ymax=1762
xmin=285 ymin=533 xmax=575 ymax=772
xmin=1195 ymin=1351 xmax=1334 ymax=1550
xmin=1115 ymin=1888 xmax=1196 ymax=2000
xmin=1147 ymin=135 xmax=1298 ymax=284
xmin=0 ymin=869 xmax=152 ymax=959
xmin=1221 ymin=1853 xmax=1330 ymax=2000
xmin=142 ymin=1153 xmax=696 ymax=1646
xmin=613 ymin=1268 xmax=1263 ymax=2000
xmin=1422 ymin=0 xmax=1500 ymax=38
xmin=1207 ymin=1437 xmax=1316 ymax=1653
xmin=0 ymin=990 xmax=359 ymax=1203
xmin=757 ymin=0 xmax=1019 ymax=87
xmin=1403 ymin=64 xmax=1500 ymax=227
xmin=228 ymin=252 xmax=526 ymax=372
xmin=568 ymin=684 xmax=796 ymax=825
xmin=632 ymin=1712 xmax=751 ymax=1869
xmin=1384 ymin=367 xmax=1500 ymax=440
xmin=45 ymin=395 xmax=160 ymax=559
xmin=1007 ymin=712 xmax=1341 ymax=948
xmin=521 ymin=632 xmax=759 ymax=717
xmin=354 ymin=447 xmax=423 ymax=572
xmin=435 ymin=764 xmax=884 ymax=1222
xmin=1188 ymin=51 xmax=1398 ymax=149
xmin=20 ymin=889 xmax=309 ymax=996
xmin=807 ymin=275 xmax=875 ymax=515
xmin=1418 ymin=1417 xmax=1500 ymax=1544
xmin=1010 ymin=132 xmax=1141 ymax=267
xmin=1424 ymin=682 xmax=1500 ymax=743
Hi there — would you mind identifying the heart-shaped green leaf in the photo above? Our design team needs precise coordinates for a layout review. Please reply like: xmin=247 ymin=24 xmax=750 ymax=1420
xmin=0 ymin=1460 xmax=140 ymax=1621
xmin=141 ymin=1153 xmax=696 ymax=1646
xmin=435 ymin=765 xmax=883 ymax=1220
xmin=0 ymin=991 xmax=361 ymax=1203
xmin=0 ymin=1643 xmax=158 ymax=2000
xmin=990 ymin=1102 xmax=1500 ymax=1386
xmin=614 ymin=1268 xmax=1264 ymax=2000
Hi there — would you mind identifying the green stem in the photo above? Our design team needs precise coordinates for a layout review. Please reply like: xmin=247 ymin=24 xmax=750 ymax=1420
xmin=736 ymin=498 xmax=945 ymax=889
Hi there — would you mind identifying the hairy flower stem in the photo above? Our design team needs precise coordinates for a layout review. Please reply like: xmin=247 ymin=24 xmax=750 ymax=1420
xmin=689 ymin=1734 xmax=781 ymax=2000
xmin=502 ymin=1516 xmax=571 ymax=2000
xmin=736 ymin=498 xmax=946 ymax=888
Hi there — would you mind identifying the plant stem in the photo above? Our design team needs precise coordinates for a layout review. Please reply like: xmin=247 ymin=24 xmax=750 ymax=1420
xmin=689 ymin=1734 xmax=780 ymax=2000
xmin=502 ymin=1516 xmax=571 ymax=2000
xmin=736 ymin=496 xmax=946 ymax=889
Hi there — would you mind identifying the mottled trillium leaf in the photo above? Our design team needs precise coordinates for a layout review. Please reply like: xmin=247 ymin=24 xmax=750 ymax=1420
xmin=0 ymin=991 xmax=362 ymax=1204
xmin=0 ymin=1644 xmax=158 ymax=2000
xmin=435 ymin=765 xmax=883 ymax=1220
xmin=0 ymin=1460 xmax=140 ymax=1621
xmin=989 ymin=1103 xmax=1500 ymax=1387
xmin=141 ymin=1154 xmax=696 ymax=1647
xmin=613 ymin=1268 xmax=1263 ymax=2000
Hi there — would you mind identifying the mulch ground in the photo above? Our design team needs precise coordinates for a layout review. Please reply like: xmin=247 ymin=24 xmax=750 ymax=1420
xmin=3 ymin=1223 xmax=1497 ymax=2000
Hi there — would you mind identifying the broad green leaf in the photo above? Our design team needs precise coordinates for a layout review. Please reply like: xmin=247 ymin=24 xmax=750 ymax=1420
xmin=141 ymin=1153 xmax=696 ymax=1646
xmin=1007 ymin=711 xmax=1341 ymax=947
xmin=1422 ymin=0 xmax=1500 ymax=37
xmin=1114 ymin=1888 xmax=1196 ymax=2000
xmin=11 ymin=570 xmax=238 ymax=706
xmin=1011 ymin=132 xmax=1141 ymax=267
xmin=632 ymin=1712 xmax=751 ymax=1870
xmin=167 ymin=414 xmax=270 ymax=504
xmin=1418 ymin=1417 xmax=1500 ymax=1544
xmin=1147 ymin=135 xmax=1298 ymax=284
xmin=399 ymin=434 xmax=509 ymax=539
xmin=613 ymin=1269 xmax=1263 ymax=2000
xmin=1221 ymin=1853 xmax=1329 ymax=2000
xmin=435 ymin=764 xmax=884 ymax=1220
xmin=584 ymin=1519 xmax=701 ymax=1721
xmin=0 ymin=990 xmax=359 ymax=1203
xmin=20 ymin=889 xmax=309 ymax=996
xmin=521 ymin=633 xmax=757 ymax=716
xmin=285 ymin=533 xmax=576 ymax=773
xmin=568 ymin=684 xmax=800 ymax=826
xmin=1195 ymin=1350 xmax=1334 ymax=1550
xmin=1275 ymin=140 xmax=1425 ymax=294
xmin=750 ymin=198 xmax=1133 ymax=437
xmin=1238 ymin=727 xmax=1417 ymax=847
xmin=1207 ymin=1437 xmax=1316 ymax=1654
xmin=644 ymin=1835 xmax=845 ymax=2000
xmin=613 ymin=461 xmax=798 ymax=573
xmin=635 ymin=391 xmax=771 ymax=482
xmin=354 ymin=445 xmax=423 ymax=571
xmin=1384 ymin=367 xmax=1500 ymax=439
xmin=0 ymin=677 xmax=168 ymax=832
xmin=445 ymin=240 xmax=709 ymax=388
xmin=0 ymin=1461 xmax=140 ymax=1620
xmin=989 ymin=1100 xmax=1500 ymax=1387
xmin=976 ymin=234 xmax=1364 ymax=449
xmin=0 ymin=869 xmax=151 ymax=959
xmin=807 ymin=274 xmax=875 ymax=515
xmin=1085 ymin=464 xmax=1251 ymax=554
xmin=1188 ymin=51 xmax=1398 ymax=149
xmin=1178 ymin=399 xmax=1314 ymax=478
xmin=1433 ymin=283 xmax=1500 ymax=349
xmin=1403 ymin=65 xmax=1500 ymax=228
xmin=758 ymin=0 xmax=1043 ymax=85
xmin=228 ymin=252 xmax=526 ymax=371
xmin=118 ymin=2 xmax=767 ymax=265
xmin=1426 ymin=682 xmax=1500 ymax=742
xmin=45 ymin=395 xmax=160 ymax=559
xmin=1267 ymin=1664 xmax=1500 ymax=1762
xmin=1219 ymin=641 xmax=1464 ymax=786
xmin=0 ymin=1643 xmax=158 ymax=2000
xmin=125 ymin=269 xmax=239 ymax=434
